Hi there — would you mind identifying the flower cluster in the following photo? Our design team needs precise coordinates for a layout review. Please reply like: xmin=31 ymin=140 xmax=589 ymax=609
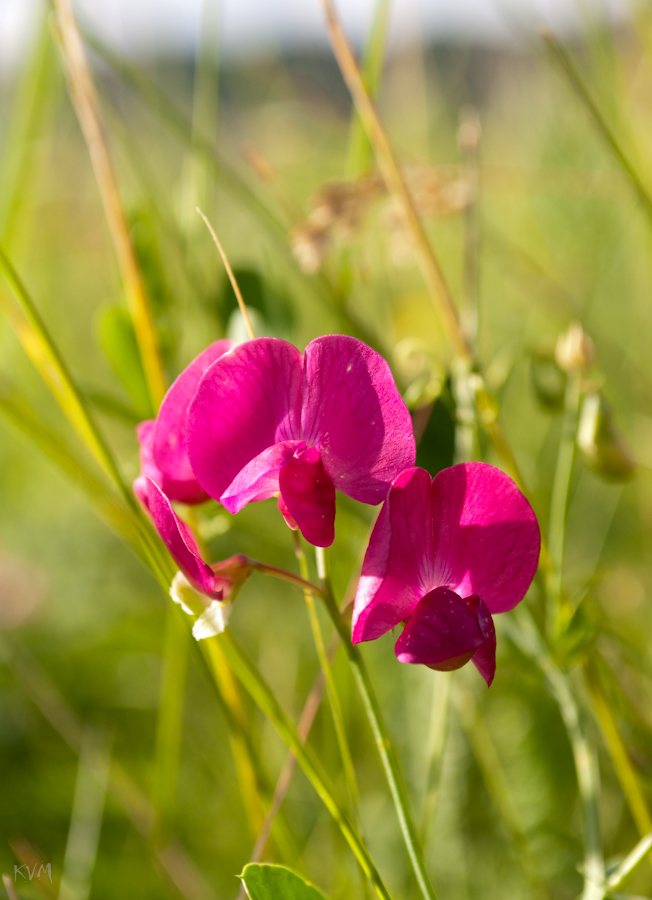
xmin=135 ymin=333 xmax=539 ymax=681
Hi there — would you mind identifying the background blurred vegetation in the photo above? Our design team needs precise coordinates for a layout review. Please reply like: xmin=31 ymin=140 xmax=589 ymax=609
xmin=1 ymin=3 xmax=652 ymax=899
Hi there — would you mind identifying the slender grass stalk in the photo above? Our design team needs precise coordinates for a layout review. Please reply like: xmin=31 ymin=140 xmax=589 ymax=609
xmin=583 ymin=658 xmax=652 ymax=871
xmin=458 ymin=106 xmax=482 ymax=351
xmin=321 ymin=0 xmax=468 ymax=361
xmin=0 ymin=376 xmax=144 ymax=560
xmin=346 ymin=0 xmax=390 ymax=177
xmin=542 ymin=32 xmax=652 ymax=226
xmin=294 ymin=535 xmax=361 ymax=815
xmin=508 ymin=609 xmax=604 ymax=900
xmin=203 ymin=637 xmax=268 ymax=837
xmin=0 ymin=636 xmax=217 ymax=900
xmin=0 ymin=11 xmax=60 ymax=245
xmin=546 ymin=370 xmax=582 ymax=640
xmin=454 ymin=683 xmax=549 ymax=899
xmin=315 ymin=548 xmax=439 ymax=900
xmin=243 ymin=647 xmax=332 ymax=870
xmin=85 ymin=35 xmax=381 ymax=351
xmin=216 ymin=629 xmax=394 ymax=900
xmin=419 ymin=673 xmax=451 ymax=843
xmin=51 ymin=0 xmax=167 ymax=409
xmin=196 ymin=208 xmax=256 ymax=340
xmin=152 ymin=603 xmax=189 ymax=845
xmin=59 ymin=726 xmax=111 ymax=900
xmin=0 ymin=244 xmax=172 ymax=586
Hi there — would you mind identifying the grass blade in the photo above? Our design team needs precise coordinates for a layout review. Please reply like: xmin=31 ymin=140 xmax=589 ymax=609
xmin=51 ymin=0 xmax=166 ymax=409
xmin=542 ymin=31 xmax=652 ymax=226
xmin=217 ymin=629 xmax=394 ymax=900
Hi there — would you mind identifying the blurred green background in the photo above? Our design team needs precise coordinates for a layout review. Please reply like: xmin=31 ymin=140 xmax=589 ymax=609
xmin=1 ymin=3 xmax=652 ymax=899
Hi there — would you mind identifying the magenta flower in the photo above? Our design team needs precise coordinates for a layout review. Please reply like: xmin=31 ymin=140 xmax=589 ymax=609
xmin=185 ymin=335 xmax=416 ymax=547
xmin=143 ymin=476 xmax=252 ymax=638
xmin=134 ymin=339 xmax=233 ymax=508
xmin=352 ymin=463 xmax=540 ymax=685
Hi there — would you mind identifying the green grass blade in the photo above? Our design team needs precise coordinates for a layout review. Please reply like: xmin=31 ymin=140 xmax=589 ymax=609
xmin=0 ymin=10 xmax=62 ymax=246
xmin=217 ymin=629 xmax=394 ymax=900
xmin=607 ymin=834 xmax=652 ymax=893
xmin=542 ymin=32 xmax=652 ymax=226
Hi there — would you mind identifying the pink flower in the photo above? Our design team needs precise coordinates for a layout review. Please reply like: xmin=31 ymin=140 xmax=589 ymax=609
xmin=352 ymin=463 xmax=540 ymax=685
xmin=134 ymin=340 xmax=233 ymax=508
xmin=185 ymin=335 xmax=416 ymax=547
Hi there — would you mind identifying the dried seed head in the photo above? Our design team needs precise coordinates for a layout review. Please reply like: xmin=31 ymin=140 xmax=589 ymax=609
xmin=289 ymin=222 xmax=330 ymax=274
xmin=555 ymin=322 xmax=594 ymax=373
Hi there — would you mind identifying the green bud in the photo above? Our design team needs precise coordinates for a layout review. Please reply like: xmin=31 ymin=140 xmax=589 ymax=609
xmin=576 ymin=392 xmax=636 ymax=482
xmin=530 ymin=353 xmax=567 ymax=413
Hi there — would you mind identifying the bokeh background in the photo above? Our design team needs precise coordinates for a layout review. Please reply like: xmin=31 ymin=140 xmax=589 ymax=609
xmin=1 ymin=1 xmax=652 ymax=899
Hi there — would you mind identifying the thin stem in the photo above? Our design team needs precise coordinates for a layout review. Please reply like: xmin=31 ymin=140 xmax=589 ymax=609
xmin=51 ymin=0 xmax=167 ymax=409
xmin=509 ymin=609 xmax=604 ymax=900
xmin=321 ymin=0 xmax=468 ymax=361
xmin=294 ymin=535 xmax=361 ymax=815
xmin=583 ymin=658 xmax=652 ymax=872
xmin=251 ymin=561 xmax=324 ymax=597
xmin=315 ymin=547 xmax=439 ymax=900
xmin=196 ymin=208 xmax=256 ymax=340
xmin=217 ymin=629 xmax=394 ymax=900
xmin=454 ymin=683 xmax=549 ymax=899
xmin=0 ymin=245 xmax=172 ymax=587
xmin=419 ymin=673 xmax=451 ymax=843
xmin=546 ymin=370 xmax=581 ymax=640
xmin=542 ymin=31 xmax=652 ymax=226
xmin=1 ymin=636 xmax=217 ymax=900
xmin=459 ymin=106 xmax=482 ymax=351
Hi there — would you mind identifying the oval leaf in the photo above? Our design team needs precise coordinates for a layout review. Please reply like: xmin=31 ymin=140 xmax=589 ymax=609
xmin=240 ymin=864 xmax=330 ymax=900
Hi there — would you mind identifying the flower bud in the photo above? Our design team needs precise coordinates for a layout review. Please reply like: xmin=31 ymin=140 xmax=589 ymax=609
xmin=530 ymin=352 xmax=567 ymax=413
xmin=555 ymin=323 xmax=594 ymax=373
xmin=576 ymin=391 xmax=636 ymax=482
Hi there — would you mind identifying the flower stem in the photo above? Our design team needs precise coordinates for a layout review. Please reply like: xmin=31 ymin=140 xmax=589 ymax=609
xmin=217 ymin=629 xmax=394 ymax=900
xmin=315 ymin=547 xmax=439 ymax=900
xmin=252 ymin=560 xmax=324 ymax=597
xmin=546 ymin=370 xmax=581 ymax=641
xmin=294 ymin=535 xmax=361 ymax=815
xmin=509 ymin=608 xmax=604 ymax=900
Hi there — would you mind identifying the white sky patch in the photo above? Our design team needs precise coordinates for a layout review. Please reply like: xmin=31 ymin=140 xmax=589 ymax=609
xmin=0 ymin=0 xmax=632 ymax=74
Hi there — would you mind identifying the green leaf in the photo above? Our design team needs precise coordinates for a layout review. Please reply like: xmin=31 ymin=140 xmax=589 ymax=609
xmin=98 ymin=305 xmax=153 ymax=418
xmin=240 ymin=864 xmax=330 ymax=900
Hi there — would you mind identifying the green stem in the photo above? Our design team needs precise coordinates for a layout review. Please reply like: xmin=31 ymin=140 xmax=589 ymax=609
xmin=294 ymin=535 xmax=361 ymax=814
xmin=315 ymin=547 xmax=439 ymax=900
xmin=419 ymin=673 xmax=451 ymax=843
xmin=0 ymin=242 xmax=172 ymax=586
xmin=252 ymin=561 xmax=324 ymax=597
xmin=542 ymin=32 xmax=652 ymax=226
xmin=509 ymin=608 xmax=604 ymax=900
xmin=217 ymin=629 xmax=393 ymax=900
xmin=546 ymin=370 xmax=581 ymax=640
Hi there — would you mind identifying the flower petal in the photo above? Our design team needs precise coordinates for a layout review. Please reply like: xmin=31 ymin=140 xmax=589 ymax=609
xmin=221 ymin=440 xmax=305 ymax=514
xmin=153 ymin=340 xmax=233 ymax=504
xmin=301 ymin=335 xmax=416 ymax=505
xmin=466 ymin=594 xmax=497 ymax=687
xmin=394 ymin=587 xmax=484 ymax=669
xmin=429 ymin=463 xmax=540 ymax=614
xmin=278 ymin=446 xmax=336 ymax=547
xmin=186 ymin=337 xmax=303 ymax=503
xmin=144 ymin=477 xmax=223 ymax=599
xmin=352 ymin=467 xmax=433 ymax=643
xmin=134 ymin=419 xmax=158 ymax=512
